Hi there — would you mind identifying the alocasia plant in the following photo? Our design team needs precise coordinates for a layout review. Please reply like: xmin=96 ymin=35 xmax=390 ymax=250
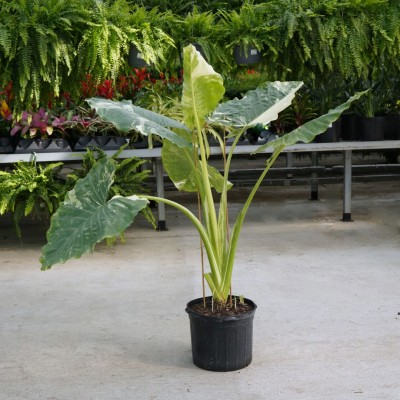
xmin=40 ymin=45 xmax=365 ymax=304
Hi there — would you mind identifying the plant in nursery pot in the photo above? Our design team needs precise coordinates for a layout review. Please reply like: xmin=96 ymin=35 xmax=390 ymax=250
xmin=126 ymin=6 xmax=174 ymax=69
xmin=352 ymin=78 xmax=394 ymax=141
xmin=40 ymin=45 xmax=365 ymax=371
xmin=218 ymin=2 xmax=276 ymax=66
xmin=10 ymin=108 xmax=72 ymax=153
xmin=172 ymin=7 xmax=227 ymax=68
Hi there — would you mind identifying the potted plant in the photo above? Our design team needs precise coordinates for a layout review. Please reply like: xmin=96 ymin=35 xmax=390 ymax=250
xmin=0 ymin=159 xmax=67 ymax=239
xmin=218 ymin=2 xmax=277 ymax=66
xmin=171 ymin=7 xmax=228 ymax=69
xmin=0 ymin=0 xmax=86 ymax=112
xmin=126 ymin=5 xmax=174 ymax=70
xmin=10 ymin=108 xmax=73 ymax=153
xmin=40 ymin=45 xmax=365 ymax=371
xmin=310 ymin=76 xmax=348 ymax=142
xmin=58 ymin=106 xmax=127 ymax=151
xmin=350 ymin=75 xmax=395 ymax=141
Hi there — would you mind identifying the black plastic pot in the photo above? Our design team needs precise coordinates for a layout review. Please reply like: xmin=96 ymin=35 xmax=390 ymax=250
xmin=233 ymin=45 xmax=261 ymax=65
xmin=15 ymin=138 xmax=71 ymax=153
xmin=383 ymin=115 xmax=400 ymax=140
xmin=340 ymin=114 xmax=363 ymax=141
xmin=186 ymin=297 xmax=257 ymax=372
xmin=128 ymin=44 xmax=149 ymax=68
xmin=191 ymin=43 xmax=207 ymax=61
xmin=316 ymin=119 xmax=342 ymax=143
xmin=362 ymin=116 xmax=385 ymax=141
xmin=72 ymin=136 xmax=127 ymax=151
xmin=0 ymin=137 xmax=14 ymax=153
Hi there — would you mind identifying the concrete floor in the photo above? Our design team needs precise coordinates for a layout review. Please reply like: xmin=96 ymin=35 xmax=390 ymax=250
xmin=0 ymin=181 xmax=399 ymax=400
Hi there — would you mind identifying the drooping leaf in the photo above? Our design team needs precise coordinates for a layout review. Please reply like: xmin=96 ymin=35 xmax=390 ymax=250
xmin=40 ymin=157 xmax=148 ymax=270
xmin=86 ymin=98 xmax=190 ymax=148
xmin=182 ymin=44 xmax=225 ymax=130
xmin=162 ymin=140 xmax=231 ymax=193
xmin=254 ymin=90 xmax=369 ymax=153
xmin=208 ymin=81 xmax=303 ymax=128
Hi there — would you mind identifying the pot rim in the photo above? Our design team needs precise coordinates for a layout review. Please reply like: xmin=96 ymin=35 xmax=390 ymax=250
xmin=186 ymin=296 xmax=257 ymax=322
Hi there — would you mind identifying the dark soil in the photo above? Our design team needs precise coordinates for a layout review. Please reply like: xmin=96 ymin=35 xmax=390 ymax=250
xmin=190 ymin=297 xmax=254 ymax=317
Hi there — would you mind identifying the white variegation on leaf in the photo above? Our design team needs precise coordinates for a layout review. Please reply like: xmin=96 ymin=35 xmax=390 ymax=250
xmin=40 ymin=157 xmax=149 ymax=270
xmin=86 ymin=98 xmax=190 ymax=148
xmin=41 ymin=45 xmax=366 ymax=304
xmin=208 ymin=81 xmax=303 ymax=128
xmin=182 ymin=45 xmax=225 ymax=130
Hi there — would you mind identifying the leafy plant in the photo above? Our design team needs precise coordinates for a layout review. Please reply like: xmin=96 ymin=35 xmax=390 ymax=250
xmin=0 ymin=159 xmax=66 ymax=239
xmin=0 ymin=0 xmax=87 ymax=111
xmin=218 ymin=1 xmax=278 ymax=62
xmin=224 ymin=69 xmax=271 ymax=99
xmin=40 ymin=45 xmax=365 ymax=306
xmin=66 ymin=147 xmax=155 ymax=229
xmin=170 ymin=7 xmax=228 ymax=70
xmin=126 ymin=5 xmax=175 ymax=70
xmin=10 ymin=108 xmax=68 ymax=139
xmin=76 ymin=0 xmax=133 ymax=83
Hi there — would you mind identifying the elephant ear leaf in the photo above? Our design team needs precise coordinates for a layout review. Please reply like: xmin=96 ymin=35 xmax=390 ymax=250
xmin=86 ymin=98 xmax=190 ymax=148
xmin=208 ymin=81 xmax=303 ymax=128
xmin=40 ymin=157 xmax=148 ymax=270
xmin=182 ymin=44 xmax=225 ymax=130
xmin=254 ymin=90 xmax=369 ymax=153
xmin=162 ymin=140 xmax=231 ymax=193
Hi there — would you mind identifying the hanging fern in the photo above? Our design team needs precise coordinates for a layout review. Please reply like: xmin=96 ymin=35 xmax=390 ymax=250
xmin=0 ymin=160 xmax=67 ymax=239
xmin=0 ymin=0 xmax=87 ymax=111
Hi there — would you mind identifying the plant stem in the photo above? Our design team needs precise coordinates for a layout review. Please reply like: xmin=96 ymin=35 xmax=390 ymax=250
xmin=221 ymin=145 xmax=285 ymax=297
xmin=142 ymin=194 xmax=221 ymax=284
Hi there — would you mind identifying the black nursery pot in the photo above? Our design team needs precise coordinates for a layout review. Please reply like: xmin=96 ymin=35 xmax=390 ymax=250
xmin=362 ymin=116 xmax=385 ymax=141
xmin=0 ymin=137 xmax=14 ymax=153
xmin=186 ymin=297 xmax=257 ymax=372
xmin=128 ymin=44 xmax=149 ymax=68
xmin=315 ymin=119 xmax=342 ymax=143
xmin=233 ymin=45 xmax=261 ymax=65
xmin=340 ymin=114 xmax=363 ymax=141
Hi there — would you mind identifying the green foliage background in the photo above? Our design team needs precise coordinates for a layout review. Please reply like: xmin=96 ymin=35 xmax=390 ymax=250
xmin=1 ymin=0 xmax=400 ymax=112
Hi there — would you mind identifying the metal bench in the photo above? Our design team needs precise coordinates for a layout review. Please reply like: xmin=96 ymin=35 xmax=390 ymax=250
xmin=1 ymin=140 xmax=400 ymax=227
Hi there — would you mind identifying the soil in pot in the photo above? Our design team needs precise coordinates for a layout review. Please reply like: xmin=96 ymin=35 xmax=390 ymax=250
xmin=186 ymin=296 xmax=256 ymax=372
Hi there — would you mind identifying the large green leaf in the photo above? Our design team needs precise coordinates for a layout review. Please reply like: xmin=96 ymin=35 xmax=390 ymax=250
xmin=86 ymin=98 xmax=190 ymax=148
xmin=40 ymin=157 xmax=148 ymax=270
xmin=254 ymin=91 xmax=368 ymax=153
xmin=208 ymin=81 xmax=303 ymax=128
xmin=162 ymin=140 xmax=231 ymax=193
xmin=182 ymin=44 xmax=225 ymax=130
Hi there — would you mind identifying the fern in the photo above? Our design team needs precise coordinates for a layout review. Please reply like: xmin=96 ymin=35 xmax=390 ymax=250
xmin=0 ymin=160 xmax=67 ymax=239
xmin=0 ymin=0 xmax=87 ymax=111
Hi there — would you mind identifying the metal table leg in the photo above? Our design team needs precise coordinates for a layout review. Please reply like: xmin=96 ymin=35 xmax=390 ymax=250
xmin=310 ymin=151 xmax=319 ymax=200
xmin=343 ymin=150 xmax=352 ymax=222
xmin=286 ymin=152 xmax=293 ymax=178
xmin=154 ymin=158 xmax=168 ymax=230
